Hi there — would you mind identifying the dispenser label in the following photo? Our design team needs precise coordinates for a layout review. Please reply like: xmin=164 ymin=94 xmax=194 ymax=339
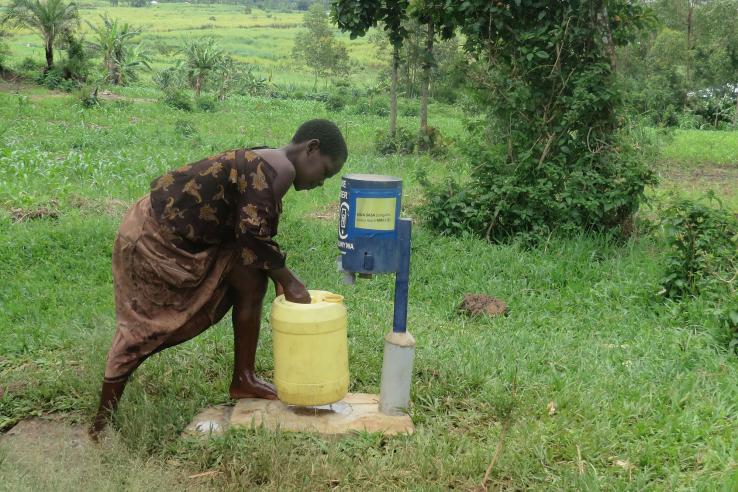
xmin=355 ymin=197 xmax=396 ymax=231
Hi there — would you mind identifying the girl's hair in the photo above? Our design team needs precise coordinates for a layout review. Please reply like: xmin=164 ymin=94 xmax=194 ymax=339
xmin=292 ymin=119 xmax=348 ymax=164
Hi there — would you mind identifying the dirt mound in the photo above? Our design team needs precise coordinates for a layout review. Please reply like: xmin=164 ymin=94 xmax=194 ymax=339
xmin=459 ymin=293 xmax=509 ymax=317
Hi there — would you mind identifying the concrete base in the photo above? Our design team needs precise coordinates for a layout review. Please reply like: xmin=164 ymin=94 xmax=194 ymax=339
xmin=185 ymin=393 xmax=414 ymax=437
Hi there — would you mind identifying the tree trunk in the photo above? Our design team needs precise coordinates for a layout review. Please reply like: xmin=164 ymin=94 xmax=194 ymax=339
xmin=598 ymin=5 xmax=617 ymax=71
xmin=685 ymin=1 xmax=694 ymax=107
xmin=44 ymin=39 xmax=54 ymax=72
xmin=390 ymin=45 xmax=399 ymax=137
xmin=420 ymin=20 xmax=434 ymax=134
xmin=195 ymin=76 xmax=202 ymax=97
xmin=734 ymin=92 xmax=738 ymax=127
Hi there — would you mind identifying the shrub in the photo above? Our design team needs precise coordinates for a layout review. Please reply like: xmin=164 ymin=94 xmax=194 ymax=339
xmin=399 ymin=100 xmax=419 ymax=117
xmin=325 ymin=93 xmax=346 ymax=112
xmin=659 ymin=195 xmax=738 ymax=299
xmin=59 ymin=32 xmax=90 ymax=81
xmin=195 ymin=95 xmax=217 ymax=112
xmin=174 ymin=119 xmax=197 ymax=137
xmin=154 ymin=66 xmax=185 ymax=94
xmin=77 ymin=85 xmax=100 ymax=108
xmin=35 ymin=68 xmax=64 ymax=90
xmin=374 ymin=127 xmax=415 ymax=155
xmin=421 ymin=117 xmax=657 ymax=243
xmin=18 ymin=57 xmax=44 ymax=73
xmin=163 ymin=91 xmax=193 ymax=111
xmin=57 ymin=78 xmax=79 ymax=92
xmin=658 ymin=194 xmax=738 ymax=352
xmin=0 ymin=37 xmax=9 ymax=71
xmin=686 ymin=86 xmax=737 ymax=129
xmin=416 ymin=126 xmax=448 ymax=156
xmin=233 ymin=67 xmax=270 ymax=97
xmin=350 ymin=97 xmax=388 ymax=117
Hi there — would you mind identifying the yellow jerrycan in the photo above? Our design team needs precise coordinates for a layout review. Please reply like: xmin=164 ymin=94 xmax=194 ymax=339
xmin=270 ymin=290 xmax=349 ymax=406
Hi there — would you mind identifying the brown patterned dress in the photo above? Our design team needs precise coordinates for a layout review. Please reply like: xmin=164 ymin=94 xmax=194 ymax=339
xmin=104 ymin=148 xmax=285 ymax=382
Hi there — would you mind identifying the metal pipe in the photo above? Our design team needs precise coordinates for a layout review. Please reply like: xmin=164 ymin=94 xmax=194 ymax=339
xmin=392 ymin=219 xmax=412 ymax=333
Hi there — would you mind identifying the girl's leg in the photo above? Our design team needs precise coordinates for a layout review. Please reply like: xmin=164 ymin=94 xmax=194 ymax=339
xmin=227 ymin=265 xmax=277 ymax=400
xmin=89 ymin=377 xmax=129 ymax=440
xmin=90 ymin=293 xmax=234 ymax=439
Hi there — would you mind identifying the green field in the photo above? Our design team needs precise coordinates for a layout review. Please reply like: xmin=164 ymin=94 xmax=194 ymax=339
xmin=3 ymin=1 xmax=381 ymax=90
xmin=2 ymin=3 xmax=738 ymax=490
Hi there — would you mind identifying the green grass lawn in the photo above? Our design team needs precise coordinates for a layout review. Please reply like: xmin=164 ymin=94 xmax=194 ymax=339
xmin=660 ymin=130 xmax=738 ymax=168
xmin=1 ymin=82 xmax=738 ymax=490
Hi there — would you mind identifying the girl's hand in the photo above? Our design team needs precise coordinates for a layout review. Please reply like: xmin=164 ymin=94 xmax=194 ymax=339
xmin=274 ymin=281 xmax=284 ymax=297
xmin=283 ymin=277 xmax=310 ymax=304
xmin=268 ymin=267 xmax=310 ymax=303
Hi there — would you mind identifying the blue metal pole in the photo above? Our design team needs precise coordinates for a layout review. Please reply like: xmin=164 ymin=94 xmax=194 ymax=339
xmin=392 ymin=219 xmax=412 ymax=333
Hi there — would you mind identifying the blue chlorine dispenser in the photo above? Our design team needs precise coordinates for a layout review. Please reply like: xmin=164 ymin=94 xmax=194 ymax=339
xmin=337 ymin=174 xmax=415 ymax=416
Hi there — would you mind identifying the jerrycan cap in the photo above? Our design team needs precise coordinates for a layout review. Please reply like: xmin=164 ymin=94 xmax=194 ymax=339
xmin=320 ymin=293 xmax=344 ymax=303
xmin=278 ymin=290 xmax=344 ymax=306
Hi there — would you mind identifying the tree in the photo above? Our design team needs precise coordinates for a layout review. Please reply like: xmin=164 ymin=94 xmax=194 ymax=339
xmin=0 ymin=29 xmax=11 ymax=71
xmin=182 ymin=37 xmax=225 ymax=97
xmin=293 ymin=3 xmax=350 ymax=90
xmin=87 ymin=15 xmax=150 ymax=85
xmin=408 ymin=0 xmax=446 ymax=135
xmin=3 ymin=0 xmax=79 ymax=71
xmin=420 ymin=0 xmax=657 ymax=240
xmin=332 ymin=0 xmax=409 ymax=136
xmin=619 ymin=0 xmax=738 ymax=126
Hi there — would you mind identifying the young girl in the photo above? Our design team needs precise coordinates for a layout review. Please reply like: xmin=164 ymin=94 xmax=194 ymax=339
xmin=91 ymin=119 xmax=347 ymax=437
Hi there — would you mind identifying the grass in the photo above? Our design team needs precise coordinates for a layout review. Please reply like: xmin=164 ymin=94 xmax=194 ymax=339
xmin=660 ymin=130 xmax=738 ymax=168
xmin=2 ymin=1 xmax=382 ymax=89
xmin=1 ymin=3 xmax=738 ymax=489
xmin=1 ymin=84 xmax=738 ymax=490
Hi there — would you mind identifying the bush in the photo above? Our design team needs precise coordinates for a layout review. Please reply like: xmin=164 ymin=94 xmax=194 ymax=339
xmin=416 ymin=126 xmax=448 ymax=156
xmin=163 ymin=91 xmax=193 ymax=111
xmin=195 ymin=95 xmax=217 ymax=112
xmin=325 ymin=93 xmax=346 ymax=112
xmin=57 ymin=78 xmax=80 ymax=93
xmin=18 ymin=57 xmax=44 ymax=74
xmin=0 ymin=37 xmax=9 ymax=71
xmin=77 ymin=85 xmax=100 ymax=108
xmin=658 ymin=194 xmax=738 ymax=351
xmin=59 ymin=32 xmax=90 ymax=82
xmin=154 ymin=66 xmax=185 ymax=94
xmin=233 ymin=68 xmax=270 ymax=97
xmin=350 ymin=97 xmax=388 ymax=117
xmin=35 ymin=68 xmax=64 ymax=90
xmin=374 ymin=127 xmax=415 ymax=155
xmin=399 ymin=100 xmax=419 ymax=117
xmin=420 ymin=117 xmax=657 ymax=243
xmin=659 ymin=195 xmax=738 ymax=299
xmin=686 ymin=86 xmax=737 ymax=129
xmin=174 ymin=119 xmax=197 ymax=137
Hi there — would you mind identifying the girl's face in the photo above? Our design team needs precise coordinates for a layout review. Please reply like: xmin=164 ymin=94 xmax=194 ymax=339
xmin=294 ymin=139 xmax=342 ymax=190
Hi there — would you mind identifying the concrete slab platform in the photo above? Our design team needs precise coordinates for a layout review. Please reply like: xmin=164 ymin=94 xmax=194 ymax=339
xmin=185 ymin=393 xmax=413 ymax=437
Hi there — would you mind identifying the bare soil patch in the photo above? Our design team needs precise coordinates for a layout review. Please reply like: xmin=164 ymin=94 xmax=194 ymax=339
xmin=661 ymin=164 xmax=738 ymax=194
xmin=459 ymin=293 xmax=509 ymax=317
xmin=0 ymin=417 xmax=207 ymax=491
xmin=306 ymin=200 xmax=338 ymax=221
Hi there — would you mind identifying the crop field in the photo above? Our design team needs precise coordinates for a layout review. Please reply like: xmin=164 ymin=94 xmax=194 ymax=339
xmin=2 ymin=2 xmax=381 ymax=89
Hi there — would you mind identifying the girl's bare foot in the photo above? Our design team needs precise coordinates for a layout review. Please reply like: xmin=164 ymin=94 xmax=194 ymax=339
xmin=229 ymin=371 xmax=278 ymax=400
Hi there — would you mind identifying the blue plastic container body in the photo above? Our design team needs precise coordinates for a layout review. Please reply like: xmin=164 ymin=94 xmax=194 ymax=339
xmin=338 ymin=174 xmax=402 ymax=274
